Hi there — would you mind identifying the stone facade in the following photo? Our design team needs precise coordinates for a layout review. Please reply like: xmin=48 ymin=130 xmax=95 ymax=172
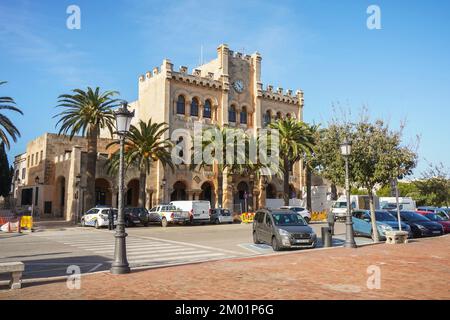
xmin=12 ymin=44 xmax=305 ymax=221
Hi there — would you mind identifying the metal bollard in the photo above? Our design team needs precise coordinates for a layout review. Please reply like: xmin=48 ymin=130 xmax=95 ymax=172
xmin=321 ymin=226 xmax=332 ymax=247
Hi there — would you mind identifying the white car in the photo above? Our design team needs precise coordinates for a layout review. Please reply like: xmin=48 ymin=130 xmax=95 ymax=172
xmin=331 ymin=201 xmax=348 ymax=221
xmin=148 ymin=204 xmax=190 ymax=227
xmin=279 ymin=206 xmax=311 ymax=223
xmin=169 ymin=200 xmax=211 ymax=224
xmin=81 ymin=207 xmax=118 ymax=229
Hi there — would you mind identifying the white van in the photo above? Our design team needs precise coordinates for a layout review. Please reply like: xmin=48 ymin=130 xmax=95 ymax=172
xmin=169 ymin=200 xmax=211 ymax=224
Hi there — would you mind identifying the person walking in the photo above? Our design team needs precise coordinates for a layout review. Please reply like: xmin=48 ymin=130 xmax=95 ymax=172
xmin=108 ymin=209 xmax=115 ymax=230
xmin=327 ymin=209 xmax=335 ymax=235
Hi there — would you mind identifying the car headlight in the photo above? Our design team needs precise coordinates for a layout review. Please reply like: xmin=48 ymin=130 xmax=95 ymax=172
xmin=379 ymin=225 xmax=393 ymax=231
xmin=278 ymin=229 xmax=290 ymax=237
xmin=417 ymin=224 xmax=427 ymax=230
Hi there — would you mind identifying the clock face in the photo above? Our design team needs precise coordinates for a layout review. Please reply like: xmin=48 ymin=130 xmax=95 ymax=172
xmin=233 ymin=80 xmax=244 ymax=93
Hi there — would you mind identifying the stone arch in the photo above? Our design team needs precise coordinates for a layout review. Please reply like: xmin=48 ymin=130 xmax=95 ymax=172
xmin=202 ymin=94 xmax=219 ymax=106
xmin=234 ymin=181 xmax=250 ymax=211
xmin=171 ymin=181 xmax=188 ymax=201
xmin=95 ymin=178 xmax=113 ymax=206
xmin=126 ymin=179 xmax=139 ymax=207
xmin=199 ymin=181 xmax=215 ymax=205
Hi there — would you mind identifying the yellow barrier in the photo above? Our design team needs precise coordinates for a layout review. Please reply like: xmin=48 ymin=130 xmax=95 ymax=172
xmin=240 ymin=212 xmax=255 ymax=223
xmin=20 ymin=216 xmax=33 ymax=230
xmin=311 ymin=211 xmax=327 ymax=222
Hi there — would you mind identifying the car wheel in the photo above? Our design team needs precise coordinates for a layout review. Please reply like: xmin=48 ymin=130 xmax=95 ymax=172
xmin=143 ymin=222 xmax=149 ymax=227
xmin=214 ymin=218 xmax=220 ymax=225
xmin=272 ymin=237 xmax=281 ymax=251
xmin=94 ymin=220 xmax=99 ymax=229
xmin=161 ymin=217 xmax=168 ymax=228
xmin=253 ymin=231 xmax=261 ymax=244
xmin=81 ymin=219 xmax=85 ymax=227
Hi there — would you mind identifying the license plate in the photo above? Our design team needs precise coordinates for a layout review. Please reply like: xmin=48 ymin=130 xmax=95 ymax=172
xmin=432 ymin=231 xmax=441 ymax=234
xmin=133 ymin=220 xmax=140 ymax=224
xmin=295 ymin=239 xmax=310 ymax=243
xmin=194 ymin=214 xmax=200 ymax=217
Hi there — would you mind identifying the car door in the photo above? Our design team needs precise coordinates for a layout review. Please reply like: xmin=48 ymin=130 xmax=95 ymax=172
xmin=260 ymin=213 xmax=272 ymax=244
xmin=352 ymin=211 xmax=366 ymax=235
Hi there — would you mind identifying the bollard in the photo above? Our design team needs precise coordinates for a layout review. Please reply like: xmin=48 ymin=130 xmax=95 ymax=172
xmin=321 ymin=226 xmax=332 ymax=247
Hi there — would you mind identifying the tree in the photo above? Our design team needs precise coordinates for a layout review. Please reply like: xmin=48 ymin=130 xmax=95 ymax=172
xmin=269 ymin=118 xmax=315 ymax=206
xmin=54 ymin=87 xmax=122 ymax=210
xmin=303 ymin=124 xmax=321 ymax=211
xmin=0 ymin=81 xmax=23 ymax=149
xmin=315 ymin=116 xmax=417 ymax=241
xmin=0 ymin=143 xmax=12 ymax=197
xmin=413 ymin=163 xmax=450 ymax=207
xmin=107 ymin=119 xmax=174 ymax=207
xmin=376 ymin=182 xmax=419 ymax=198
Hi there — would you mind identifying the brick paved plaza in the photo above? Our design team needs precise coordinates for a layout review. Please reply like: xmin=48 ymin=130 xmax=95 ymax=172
xmin=1 ymin=235 xmax=448 ymax=300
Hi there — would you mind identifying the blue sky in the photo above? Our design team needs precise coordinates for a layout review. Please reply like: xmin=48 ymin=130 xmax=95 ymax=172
xmin=0 ymin=0 xmax=449 ymax=176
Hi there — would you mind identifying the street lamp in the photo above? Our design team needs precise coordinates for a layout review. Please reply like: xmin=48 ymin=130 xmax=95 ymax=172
xmin=111 ymin=102 xmax=134 ymax=275
xmin=161 ymin=177 xmax=167 ymax=203
xmin=31 ymin=176 xmax=40 ymax=219
xmin=340 ymin=139 xmax=357 ymax=248
xmin=75 ymin=174 xmax=81 ymax=224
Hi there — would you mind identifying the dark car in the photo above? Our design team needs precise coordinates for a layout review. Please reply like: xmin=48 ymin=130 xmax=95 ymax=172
xmin=417 ymin=206 xmax=450 ymax=219
xmin=209 ymin=208 xmax=233 ymax=224
xmin=416 ymin=211 xmax=450 ymax=234
xmin=390 ymin=210 xmax=444 ymax=238
xmin=123 ymin=207 xmax=150 ymax=227
xmin=253 ymin=209 xmax=317 ymax=251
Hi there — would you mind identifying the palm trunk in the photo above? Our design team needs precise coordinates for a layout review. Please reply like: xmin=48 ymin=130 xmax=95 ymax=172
xmin=217 ymin=172 xmax=223 ymax=208
xmin=368 ymin=188 xmax=379 ymax=242
xmin=330 ymin=183 xmax=338 ymax=201
xmin=283 ymin=156 xmax=290 ymax=206
xmin=138 ymin=166 xmax=146 ymax=207
xmin=85 ymin=126 xmax=98 ymax=210
xmin=306 ymin=165 xmax=312 ymax=211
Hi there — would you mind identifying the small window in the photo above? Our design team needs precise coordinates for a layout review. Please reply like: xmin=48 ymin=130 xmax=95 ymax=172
xmin=265 ymin=213 xmax=272 ymax=225
xmin=204 ymin=99 xmax=212 ymax=118
xmin=264 ymin=111 xmax=271 ymax=125
xmin=190 ymin=98 xmax=199 ymax=116
xmin=240 ymin=107 xmax=247 ymax=124
xmin=176 ymin=95 xmax=185 ymax=115
xmin=229 ymin=105 xmax=236 ymax=123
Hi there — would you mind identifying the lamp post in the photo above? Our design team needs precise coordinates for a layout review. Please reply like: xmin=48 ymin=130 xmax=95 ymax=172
xmin=340 ymin=139 xmax=357 ymax=248
xmin=31 ymin=176 xmax=40 ymax=219
xmin=75 ymin=174 xmax=81 ymax=225
xmin=161 ymin=177 xmax=167 ymax=203
xmin=111 ymin=102 xmax=134 ymax=275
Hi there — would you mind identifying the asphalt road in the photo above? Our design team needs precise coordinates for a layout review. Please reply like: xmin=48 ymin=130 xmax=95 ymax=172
xmin=0 ymin=221 xmax=372 ymax=283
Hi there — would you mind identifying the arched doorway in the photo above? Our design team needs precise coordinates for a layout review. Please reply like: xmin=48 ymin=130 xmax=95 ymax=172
xmin=171 ymin=181 xmax=187 ymax=201
xmin=266 ymin=183 xmax=277 ymax=199
xmin=199 ymin=181 xmax=214 ymax=205
xmin=126 ymin=179 xmax=139 ymax=207
xmin=55 ymin=176 xmax=66 ymax=218
xmin=95 ymin=178 xmax=112 ymax=206
xmin=235 ymin=181 xmax=249 ymax=212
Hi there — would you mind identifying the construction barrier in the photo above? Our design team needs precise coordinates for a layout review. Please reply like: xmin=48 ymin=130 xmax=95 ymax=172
xmin=20 ymin=216 xmax=33 ymax=230
xmin=0 ymin=214 xmax=33 ymax=232
xmin=240 ymin=212 xmax=255 ymax=223
xmin=311 ymin=211 xmax=327 ymax=222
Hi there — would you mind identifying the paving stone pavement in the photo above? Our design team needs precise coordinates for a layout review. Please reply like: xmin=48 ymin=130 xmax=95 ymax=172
xmin=1 ymin=235 xmax=449 ymax=300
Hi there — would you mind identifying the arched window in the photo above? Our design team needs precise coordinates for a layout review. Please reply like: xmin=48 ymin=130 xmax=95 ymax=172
xmin=229 ymin=105 xmax=236 ymax=123
xmin=264 ymin=110 xmax=272 ymax=125
xmin=176 ymin=95 xmax=185 ymax=115
xmin=286 ymin=113 xmax=291 ymax=119
xmin=276 ymin=112 xmax=282 ymax=120
xmin=203 ymin=99 xmax=212 ymax=118
xmin=190 ymin=97 xmax=199 ymax=116
xmin=240 ymin=106 xmax=247 ymax=124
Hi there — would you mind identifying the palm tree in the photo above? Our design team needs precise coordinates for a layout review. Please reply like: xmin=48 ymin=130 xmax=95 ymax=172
xmin=54 ymin=87 xmax=122 ymax=210
xmin=107 ymin=119 xmax=174 ymax=207
xmin=269 ymin=118 xmax=315 ymax=206
xmin=303 ymin=124 xmax=321 ymax=212
xmin=0 ymin=81 xmax=23 ymax=149
xmin=191 ymin=125 xmax=248 ymax=208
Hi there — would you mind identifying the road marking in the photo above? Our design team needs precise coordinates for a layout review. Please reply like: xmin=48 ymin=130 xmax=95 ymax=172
xmin=131 ymin=252 xmax=225 ymax=265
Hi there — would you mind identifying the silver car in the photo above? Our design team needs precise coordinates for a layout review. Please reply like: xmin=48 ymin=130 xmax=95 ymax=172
xmin=253 ymin=209 xmax=317 ymax=251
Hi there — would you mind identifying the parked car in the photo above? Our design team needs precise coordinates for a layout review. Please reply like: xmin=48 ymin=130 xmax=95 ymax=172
xmin=279 ymin=206 xmax=311 ymax=223
xmin=417 ymin=206 xmax=450 ymax=219
xmin=169 ymin=200 xmax=210 ymax=224
xmin=253 ymin=209 xmax=317 ymax=251
xmin=390 ymin=210 xmax=444 ymax=238
xmin=148 ymin=204 xmax=190 ymax=227
xmin=123 ymin=207 xmax=150 ymax=227
xmin=81 ymin=207 xmax=118 ymax=229
xmin=416 ymin=211 xmax=450 ymax=233
xmin=352 ymin=210 xmax=411 ymax=240
xmin=331 ymin=200 xmax=348 ymax=221
xmin=209 ymin=208 xmax=233 ymax=224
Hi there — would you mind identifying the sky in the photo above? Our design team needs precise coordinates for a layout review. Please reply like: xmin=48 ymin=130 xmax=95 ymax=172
xmin=0 ymin=0 xmax=449 ymax=177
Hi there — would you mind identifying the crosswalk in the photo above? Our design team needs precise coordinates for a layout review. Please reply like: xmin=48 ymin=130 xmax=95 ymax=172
xmin=33 ymin=229 xmax=238 ymax=269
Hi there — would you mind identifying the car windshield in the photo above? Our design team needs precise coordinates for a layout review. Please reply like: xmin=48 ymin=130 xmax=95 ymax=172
xmin=426 ymin=213 xmax=444 ymax=221
xmin=333 ymin=202 xmax=346 ymax=208
xmin=401 ymin=211 xmax=429 ymax=222
xmin=375 ymin=211 xmax=397 ymax=221
xmin=271 ymin=213 xmax=306 ymax=226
